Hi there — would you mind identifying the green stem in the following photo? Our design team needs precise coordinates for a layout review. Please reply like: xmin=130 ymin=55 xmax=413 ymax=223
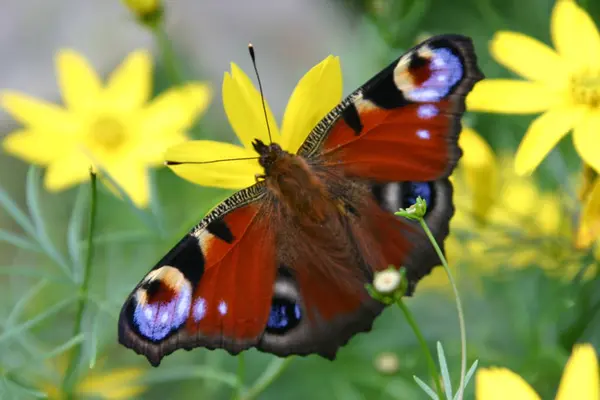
xmin=62 ymin=171 xmax=98 ymax=397
xmin=152 ymin=23 xmax=185 ymax=85
xmin=242 ymin=358 xmax=293 ymax=400
xmin=233 ymin=353 xmax=246 ymax=400
xmin=419 ymin=219 xmax=467 ymax=400
xmin=397 ymin=299 xmax=444 ymax=398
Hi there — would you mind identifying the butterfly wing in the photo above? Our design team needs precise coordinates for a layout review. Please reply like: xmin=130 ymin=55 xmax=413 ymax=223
xmin=118 ymin=184 xmax=280 ymax=366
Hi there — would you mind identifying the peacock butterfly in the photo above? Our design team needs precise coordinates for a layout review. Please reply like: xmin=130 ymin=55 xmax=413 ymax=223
xmin=118 ymin=35 xmax=483 ymax=366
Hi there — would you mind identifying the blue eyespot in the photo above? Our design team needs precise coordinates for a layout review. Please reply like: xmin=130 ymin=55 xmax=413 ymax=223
xmin=403 ymin=182 xmax=432 ymax=210
xmin=266 ymin=298 xmax=302 ymax=334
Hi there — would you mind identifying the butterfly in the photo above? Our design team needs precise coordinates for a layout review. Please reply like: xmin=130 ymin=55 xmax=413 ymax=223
xmin=118 ymin=35 xmax=483 ymax=366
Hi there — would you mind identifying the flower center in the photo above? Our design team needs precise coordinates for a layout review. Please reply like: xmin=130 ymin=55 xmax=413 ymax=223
xmin=89 ymin=117 xmax=127 ymax=153
xmin=570 ymin=69 xmax=600 ymax=108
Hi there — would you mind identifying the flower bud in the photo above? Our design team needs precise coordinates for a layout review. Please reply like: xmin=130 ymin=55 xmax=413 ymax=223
xmin=122 ymin=0 xmax=163 ymax=27
xmin=395 ymin=196 xmax=427 ymax=220
xmin=366 ymin=266 xmax=407 ymax=304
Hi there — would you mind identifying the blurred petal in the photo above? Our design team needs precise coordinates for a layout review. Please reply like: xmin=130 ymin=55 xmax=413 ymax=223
xmin=78 ymin=367 xmax=146 ymax=399
xmin=166 ymin=140 xmax=260 ymax=189
xmin=56 ymin=49 xmax=102 ymax=112
xmin=467 ymin=80 xmax=561 ymax=114
xmin=223 ymin=63 xmax=281 ymax=149
xmin=514 ymin=106 xmax=585 ymax=175
xmin=578 ymin=163 xmax=598 ymax=202
xmin=552 ymin=0 xmax=600 ymax=69
xmin=573 ymin=112 xmax=600 ymax=174
xmin=140 ymin=82 xmax=212 ymax=136
xmin=107 ymin=162 xmax=150 ymax=208
xmin=556 ymin=344 xmax=599 ymax=400
xmin=280 ymin=55 xmax=343 ymax=153
xmin=476 ymin=368 xmax=541 ymax=400
xmin=1 ymin=91 xmax=79 ymax=133
xmin=3 ymin=129 xmax=73 ymax=164
xmin=458 ymin=127 xmax=498 ymax=221
xmin=105 ymin=50 xmax=152 ymax=111
xmin=576 ymin=178 xmax=600 ymax=249
xmin=132 ymin=130 xmax=188 ymax=165
xmin=44 ymin=151 xmax=91 ymax=191
xmin=490 ymin=31 xmax=569 ymax=88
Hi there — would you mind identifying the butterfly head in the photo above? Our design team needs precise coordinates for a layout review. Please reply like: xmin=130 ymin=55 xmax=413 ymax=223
xmin=252 ymin=139 xmax=285 ymax=174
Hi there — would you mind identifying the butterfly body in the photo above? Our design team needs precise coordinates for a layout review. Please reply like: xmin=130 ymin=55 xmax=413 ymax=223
xmin=119 ymin=35 xmax=483 ymax=366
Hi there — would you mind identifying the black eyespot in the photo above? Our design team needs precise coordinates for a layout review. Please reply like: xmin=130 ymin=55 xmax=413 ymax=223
xmin=401 ymin=182 xmax=434 ymax=211
xmin=265 ymin=297 xmax=302 ymax=334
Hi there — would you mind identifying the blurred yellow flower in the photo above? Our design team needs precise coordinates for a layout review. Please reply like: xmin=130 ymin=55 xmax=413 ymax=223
xmin=467 ymin=0 xmax=600 ymax=176
xmin=576 ymin=164 xmax=600 ymax=248
xmin=166 ymin=56 xmax=342 ymax=188
xmin=1 ymin=49 xmax=211 ymax=207
xmin=41 ymin=357 xmax=146 ymax=399
xmin=476 ymin=343 xmax=599 ymax=400
xmin=422 ymin=127 xmax=594 ymax=290
xmin=122 ymin=0 xmax=162 ymax=19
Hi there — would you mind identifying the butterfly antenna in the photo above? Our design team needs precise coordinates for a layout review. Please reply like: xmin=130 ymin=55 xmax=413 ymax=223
xmin=248 ymin=43 xmax=273 ymax=144
xmin=165 ymin=156 xmax=260 ymax=166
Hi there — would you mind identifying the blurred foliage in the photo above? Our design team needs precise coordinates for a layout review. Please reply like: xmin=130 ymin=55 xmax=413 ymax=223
xmin=0 ymin=0 xmax=599 ymax=399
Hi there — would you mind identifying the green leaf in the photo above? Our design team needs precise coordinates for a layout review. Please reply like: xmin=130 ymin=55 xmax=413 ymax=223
xmin=67 ymin=185 xmax=87 ymax=282
xmin=25 ymin=166 xmax=71 ymax=278
xmin=5 ymin=279 xmax=49 ymax=328
xmin=0 ymin=229 xmax=40 ymax=252
xmin=453 ymin=360 xmax=479 ymax=400
xmin=413 ymin=376 xmax=439 ymax=400
xmin=437 ymin=342 xmax=453 ymax=400
xmin=0 ymin=182 xmax=36 ymax=238
xmin=0 ymin=296 xmax=76 ymax=343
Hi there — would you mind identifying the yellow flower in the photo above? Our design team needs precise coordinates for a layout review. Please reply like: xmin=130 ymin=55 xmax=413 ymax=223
xmin=467 ymin=0 xmax=600 ymax=176
xmin=476 ymin=343 xmax=599 ymax=400
xmin=41 ymin=356 xmax=146 ymax=399
xmin=1 ymin=49 xmax=211 ymax=207
xmin=166 ymin=56 xmax=342 ymax=188
xmin=576 ymin=164 xmax=600 ymax=248
xmin=122 ymin=0 xmax=162 ymax=20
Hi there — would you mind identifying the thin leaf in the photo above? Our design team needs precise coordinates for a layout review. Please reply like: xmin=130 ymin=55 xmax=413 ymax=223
xmin=453 ymin=360 xmax=479 ymax=400
xmin=413 ymin=376 xmax=439 ymax=400
xmin=0 ymin=296 xmax=76 ymax=343
xmin=67 ymin=185 xmax=87 ymax=282
xmin=5 ymin=279 xmax=49 ymax=328
xmin=0 ymin=182 xmax=36 ymax=237
xmin=437 ymin=342 xmax=453 ymax=400
xmin=0 ymin=230 xmax=40 ymax=252
xmin=25 ymin=166 xmax=71 ymax=278
xmin=0 ymin=265 xmax=63 ymax=282
xmin=2 ymin=376 xmax=47 ymax=399
xmin=92 ymin=161 xmax=159 ymax=231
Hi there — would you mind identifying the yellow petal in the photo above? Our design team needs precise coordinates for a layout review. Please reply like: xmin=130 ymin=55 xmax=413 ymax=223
xmin=467 ymin=80 xmax=562 ymax=114
xmin=476 ymin=368 xmax=541 ymax=400
xmin=515 ymin=106 xmax=585 ymax=175
xmin=56 ymin=49 xmax=102 ymax=112
xmin=105 ymin=50 xmax=152 ymax=111
xmin=551 ymin=0 xmax=600 ymax=69
xmin=576 ymin=178 xmax=600 ymax=249
xmin=458 ymin=127 xmax=498 ymax=221
xmin=3 ymin=129 xmax=74 ymax=164
xmin=1 ymin=91 xmax=79 ymax=133
xmin=77 ymin=367 xmax=146 ymax=400
xmin=140 ymin=82 xmax=212 ymax=137
xmin=222 ymin=63 xmax=281 ymax=149
xmin=280 ymin=56 xmax=343 ymax=153
xmin=131 ymin=130 xmax=188 ymax=166
xmin=573 ymin=112 xmax=600 ymax=174
xmin=490 ymin=31 xmax=569 ymax=88
xmin=556 ymin=344 xmax=599 ymax=400
xmin=106 ymin=162 xmax=150 ymax=208
xmin=165 ymin=140 xmax=260 ymax=189
xmin=44 ymin=151 xmax=91 ymax=192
